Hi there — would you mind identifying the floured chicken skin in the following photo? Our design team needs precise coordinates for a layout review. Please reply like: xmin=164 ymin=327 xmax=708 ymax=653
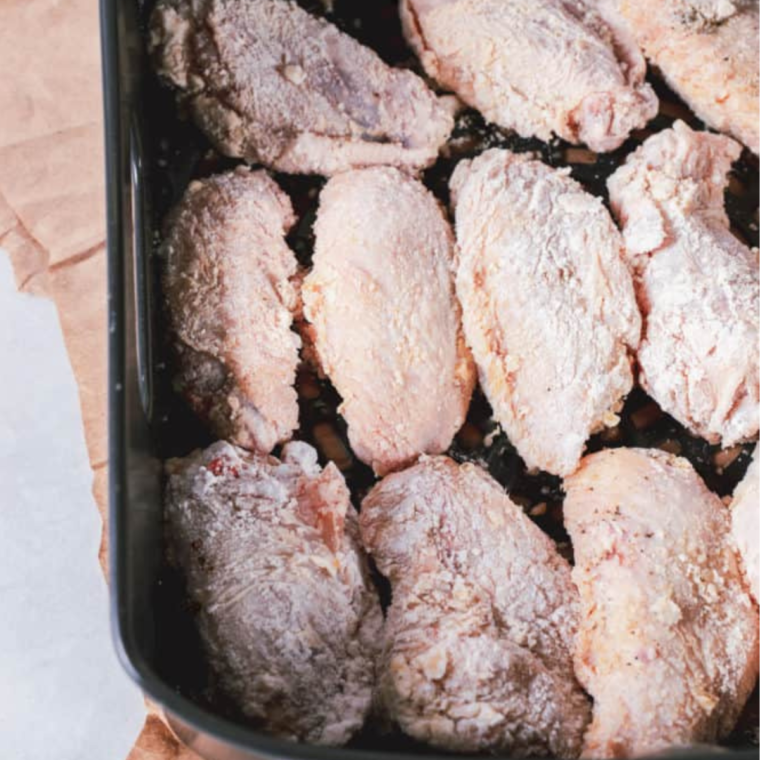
xmin=608 ymin=121 xmax=759 ymax=446
xmin=162 ymin=168 xmax=300 ymax=454
xmin=302 ymin=167 xmax=475 ymax=476
xmin=400 ymin=0 xmax=658 ymax=152
xmin=731 ymin=454 xmax=759 ymax=603
xmin=451 ymin=149 xmax=640 ymax=476
xmin=602 ymin=0 xmax=759 ymax=154
xmin=165 ymin=440 xmax=382 ymax=745
xmin=360 ymin=456 xmax=591 ymax=756
xmin=150 ymin=0 xmax=453 ymax=174
xmin=565 ymin=448 xmax=759 ymax=759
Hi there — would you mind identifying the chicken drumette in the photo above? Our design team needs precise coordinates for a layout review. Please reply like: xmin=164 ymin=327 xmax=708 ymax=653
xmin=608 ymin=121 xmax=759 ymax=447
xmin=150 ymin=0 xmax=453 ymax=174
xmin=451 ymin=149 xmax=640 ymax=476
xmin=162 ymin=168 xmax=300 ymax=454
xmin=302 ymin=167 xmax=475 ymax=476
xmin=360 ymin=456 xmax=591 ymax=757
xmin=400 ymin=0 xmax=657 ymax=152
xmin=565 ymin=447 xmax=759 ymax=758
xmin=165 ymin=440 xmax=382 ymax=745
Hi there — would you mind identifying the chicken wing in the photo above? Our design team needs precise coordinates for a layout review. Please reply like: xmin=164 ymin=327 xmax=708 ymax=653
xmin=451 ymin=149 xmax=640 ymax=476
xmin=400 ymin=0 xmax=658 ymax=152
xmin=565 ymin=447 xmax=759 ymax=759
xmin=359 ymin=456 xmax=591 ymax=757
xmin=601 ymin=0 xmax=759 ymax=154
xmin=732 ymin=453 xmax=759 ymax=603
xmin=165 ymin=440 xmax=382 ymax=745
xmin=608 ymin=121 xmax=759 ymax=446
xmin=302 ymin=167 xmax=475 ymax=476
xmin=150 ymin=0 xmax=453 ymax=174
xmin=162 ymin=168 xmax=300 ymax=453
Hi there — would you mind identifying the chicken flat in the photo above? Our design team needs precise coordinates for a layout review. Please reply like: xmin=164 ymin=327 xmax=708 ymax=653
xmin=732 ymin=454 xmax=759 ymax=603
xmin=162 ymin=168 xmax=300 ymax=454
xmin=400 ymin=0 xmax=658 ymax=152
xmin=608 ymin=121 xmax=759 ymax=447
xmin=359 ymin=456 xmax=590 ymax=756
xmin=302 ymin=167 xmax=475 ymax=476
xmin=150 ymin=0 xmax=454 ymax=174
xmin=565 ymin=447 xmax=759 ymax=758
xmin=451 ymin=149 xmax=640 ymax=476
xmin=601 ymin=0 xmax=759 ymax=154
xmin=165 ymin=440 xmax=382 ymax=745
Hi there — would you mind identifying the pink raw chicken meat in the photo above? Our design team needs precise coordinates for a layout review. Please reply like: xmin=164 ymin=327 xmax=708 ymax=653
xmin=162 ymin=167 xmax=300 ymax=454
xmin=600 ymin=0 xmax=759 ymax=153
xmin=302 ymin=167 xmax=475 ymax=476
xmin=360 ymin=456 xmax=591 ymax=757
xmin=731 ymin=453 xmax=759 ymax=603
xmin=565 ymin=447 xmax=759 ymax=758
xmin=150 ymin=0 xmax=454 ymax=174
xmin=608 ymin=121 xmax=759 ymax=447
xmin=451 ymin=148 xmax=640 ymax=476
xmin=165 ymin=440 xmax=382 ymax=745
xmin=400 ymin=0 xmax=658 ymax=152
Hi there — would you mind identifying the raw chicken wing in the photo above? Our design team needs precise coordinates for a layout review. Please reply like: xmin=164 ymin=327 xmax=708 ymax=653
xmin=451 ymin=149 xmax=640 ymax=476
xmin=150 ymin=0 xmax=454 ymax=174
xmin=400 ymin=0 xmax=658 ymax=152
xmin=602 ymin=0 xmax=759 ymax=153
xmin=565 ymin=447 xmax=759 ymax=758
xmin=360 ymin=456 xmax=591 ymax=756
xmin=302 ymin=167 xmax=475 ymax=476
xmin=165 ymin=440 xmax=382 ymax=745
xmin=608 ymin=121 xmax=759 ymax=446
xmin=162 ymin=168 xmax=300 ymax=453
xmin=731 ymin=453 xmax=759 ymax=603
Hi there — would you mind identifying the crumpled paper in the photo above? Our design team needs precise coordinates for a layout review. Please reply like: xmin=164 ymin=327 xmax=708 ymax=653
xmin=0 ymin=0 xmax=202 ymax=756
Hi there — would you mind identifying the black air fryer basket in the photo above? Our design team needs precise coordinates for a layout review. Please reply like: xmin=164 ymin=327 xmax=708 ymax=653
xmin=101 ymin=1 xmax=759 ymax=758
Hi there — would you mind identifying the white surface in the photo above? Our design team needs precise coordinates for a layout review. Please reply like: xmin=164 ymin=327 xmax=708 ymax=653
xmin=0 ymin=251 xmax=145 ymax=760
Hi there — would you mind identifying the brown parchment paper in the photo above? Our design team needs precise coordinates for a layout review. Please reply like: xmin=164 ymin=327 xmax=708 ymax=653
xmin=0 ymin=0 xmax=201 ymax=757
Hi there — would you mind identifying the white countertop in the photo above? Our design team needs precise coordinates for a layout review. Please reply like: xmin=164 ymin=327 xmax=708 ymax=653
xmin=0 ymin=251 xmax=145 ymax=760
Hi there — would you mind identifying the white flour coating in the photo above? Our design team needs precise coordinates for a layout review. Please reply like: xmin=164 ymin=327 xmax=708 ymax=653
xmin=608 ymin=121 xmax=759 ymax=446
xmin=360 ymin=456 xmax=591 ymax=757
xmin=601 ymin=0 xmax=759 ymax=153
xmin=149 ymin=0 xmax=453 ymax=174
xmin=731 ymin=453 xmax=760 ymax=603
xmin=451 ymin=148 xmax=640 ymax=476
xmin=302 ymin=167 xmax=475 ymax=476
xmin=565 ymin=448 xmax=760 ymax=758
xmin=162 ymin=168 xmax=300 ymax=454
xmin=165 ymin=440 xmax=383 ymax=745
xmin=400 ymin=0 xmax=658 ymax=152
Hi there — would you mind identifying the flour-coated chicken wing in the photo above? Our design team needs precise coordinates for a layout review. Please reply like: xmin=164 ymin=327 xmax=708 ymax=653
xmin=732 ymin=453 xmax=759 ymax=603
xmin=608 ymin=121 xmax=759 ymax=446
xmin=400 ymin=0 xmax=658 ymax=152
xmin=565 ymin=447 xmax=759 ymax=758
xmin=162 ymin=168 xmax=300 ymax=453
xmin=601 ymin=0 xmax=759 ymax=153
xmin=165 ymin=440 xmax=382 ymax=744
xmin=360 ymin=456 xmax=591 ymax=757
xmin=150 ymin=0 xmax=454 ymax=174
xmin=302 ymin=167 xmax=475 ymax=476
xmin=451 ymin=149 xmax=640 ymax=476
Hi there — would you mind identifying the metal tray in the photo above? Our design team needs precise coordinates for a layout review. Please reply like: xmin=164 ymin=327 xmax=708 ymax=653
xmin=101 ymin=0 xmax=759 ymax=758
